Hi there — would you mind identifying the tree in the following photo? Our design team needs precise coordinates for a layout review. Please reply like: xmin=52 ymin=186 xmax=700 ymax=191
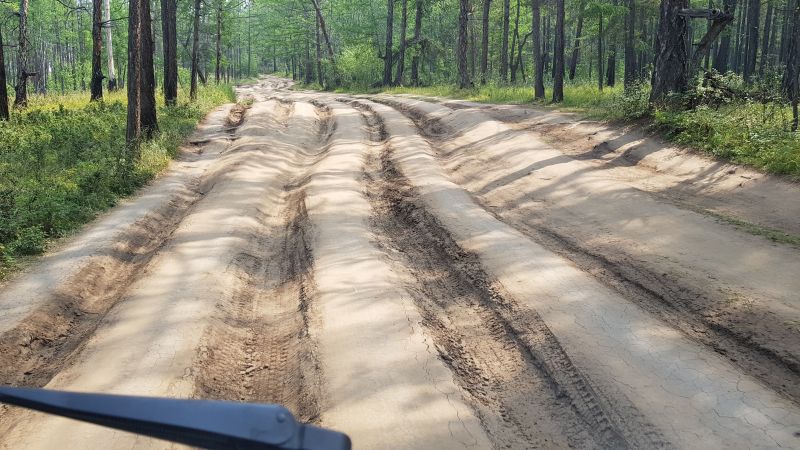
xmin=394 ymin=0 xmax=408 ymax=85
xmin=569 ymin=1 xmax=586 ymax=80
xmin=457 ymin=0 xmax=470 ymax=88
xmin=190 ymin=0 xmax=202 ymax=101
xmin=162 ymin=0 xmax=178 ymax=105
xmin=410 ymin=0 xmax=424 ymax=85
xmin=215 ymin=0 xmax=223 ymax=84
xmin=103 ymin=0 xmax=118 ymax=90
xmin=783 ymin=0 xmax=799 ymax=130
xmin=384 ymin=0 xmax=394 ymax=85
xmin=650 ymin=0 xmax=689 ymax=102
xmin=553 ymin=0 xmax=565 ymax=102
xmin=127 ymin=0 xmax=143 ymax=146
xmin=532 ymin=0 xmax=545 ymax=98
xmin=712 ymin=0 xmax=737 ymax=72
xmin=14 ymin=0 xmax=32 ymax=108
xmin=500 ymin=0 xmax=510 ymax=80
xmin=743 ymin=0 xmax=761 ymax=80
xmin=90 ymin=0 xmax=104 ymax=101
xmin=624 ymin=0 xmax=637 ymax=88
xmin=140 ymin=0 xmax=157 ymax=135
xmin=480 ymin=0 xmax=491 ymax=84
xmin=0 ymin=25 xmax=8 ymax=121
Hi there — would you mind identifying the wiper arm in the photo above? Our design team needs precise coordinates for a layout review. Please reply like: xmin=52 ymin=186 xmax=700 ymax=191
xmin=0 ymin=386 xmax=350 ymax=450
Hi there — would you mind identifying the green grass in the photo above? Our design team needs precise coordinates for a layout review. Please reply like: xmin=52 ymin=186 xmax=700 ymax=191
xmin=322 ymin=81 xmax=799 ymax=180
xmin=0 ymin=84 xmax=235 ymax=279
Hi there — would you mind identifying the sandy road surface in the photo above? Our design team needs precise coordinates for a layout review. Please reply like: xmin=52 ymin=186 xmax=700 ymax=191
xmin=0 ymin=77 xmax=799 ymax=449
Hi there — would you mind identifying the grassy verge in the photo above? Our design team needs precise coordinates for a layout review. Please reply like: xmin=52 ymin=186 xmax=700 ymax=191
xmin=0 ymin=84 xmax=236 ymax=279
xmin=321 ymin=81 xmax=800 ymax=180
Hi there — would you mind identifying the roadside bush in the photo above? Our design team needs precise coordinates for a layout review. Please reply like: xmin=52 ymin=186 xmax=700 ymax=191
xmin=0 ymin=85 xmax=235 ymax=276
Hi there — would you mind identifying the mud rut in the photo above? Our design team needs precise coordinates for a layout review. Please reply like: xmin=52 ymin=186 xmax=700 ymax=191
xmin=0 ymin=78 xmax=799 ymax=449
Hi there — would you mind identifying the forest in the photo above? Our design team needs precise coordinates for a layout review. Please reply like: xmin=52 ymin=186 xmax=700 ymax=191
xmin=0 ymin=0 xmax=798 ymax=266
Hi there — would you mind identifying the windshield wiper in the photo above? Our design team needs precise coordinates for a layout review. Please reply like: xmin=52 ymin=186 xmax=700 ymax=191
xmin=0 ymin=386 xmax=350 ymax=450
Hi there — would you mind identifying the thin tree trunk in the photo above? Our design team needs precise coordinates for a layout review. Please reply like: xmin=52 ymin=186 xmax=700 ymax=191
xmin=384 ymin=0 xmax=395 ymax=85
xmin=190 ymin=0 xmax=201 ymax=100
xmin=569 ymin=1 xmax=585 ymax=80
xmin=759 ymin=0 xmax=774 ymax=75
xmin=458 ymin=0 xmax=470 ymax=88
xmin=0 ymin=26 xmax=8 ymax=121
xmin=597 ymin=13 xmax=604 ymax=91
xmin=480 ymin=0 xmax=491 ymax=83
xmin=14 ymin=0 xmax=31 ymax=108
xmin=509 ymin=0 xmax=521 ymax=81
xmin=103 ymin=0 xmax=117 ymax=90
xmin=532 ymin=0 xmax=545 ymax=98
xmin=91 ymin=0 xmax=104 ymax=101
xmin=315 ymin=14 xmax=323 ymax=84
xmin=743 ymin=0 xmax=760 ymax=79
xmin=161 ymin=0 xmax=178 ymax=105
xmin=410 ymin=0 xmax=423 ymax=85
xmin=215 ymin=2 xmax=222 ymax=84
xmin=140 ymin=0 xmax=158 ymax=136
xmin=552 ymin=0 xmax=565 ymax=102
xmin=394 ymin=0 xmax=408 ymax=85
xmin=782 ymin=0 xmax=799 ymax=120
xmin=500 ymin=0 xmax=510 ymax=80
xmin=624 ymin=0 xmax=637 ymax=87
xmin=126 ymin=0 xmax=143 ymax=149
xmin=713 ymin=0 xmax=737 ymax=71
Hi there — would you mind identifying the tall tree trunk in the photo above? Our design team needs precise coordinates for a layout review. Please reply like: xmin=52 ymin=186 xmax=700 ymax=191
xmin=215 ymin=2 xmax=222 ymax=84
xmin=458 ymin=0 xmax=471 ymax=88
xmin=552 ymin=0 xmax=565 ymax=102
xmin=103 ymin=0 xmax=117 ymax=90
xmin=569 ymin=1 xmax=585 ymax=80
xmin=384 ymin=0 xmax=395 ymax=85
xmin=532 ymin=0 xmax=545 ymax=98
xmin=509 ymin=0 xmax=521 ymax=81
xmin=410 ymin=0 xmax=423 ymax=85
xmin=500 ymin=0 xmax=510 ymax=80
xmin=758 ymin=0 xmax=774 ymax=75
xmin=624 ymin=0 xmax=637 ymax=87
xmin=90 ymin=0 xmax=104 ymax=101
xmin=785 ymin=0 xmax=800 ymax=130
xmin=713 ymin=0 xmax=737 ymax=71
xmin=480 ymin=0 xmax=491 ymax=84
xmin=743 ymin=0 xmax=761 ymax=79
xmin=597 ymin=13 xmax=604 ymax=91
xmin=315 ymin=14 xmax=323 ymax=84
xmin=0 ymin=26 xmax=8 ymax=121
xmin=126 ymin=0 xmax=143 ymax=149
xmin=310 ymin=0 xmax=336 ymax=65
xmin=650 ymin=0 xmax=689 ymax=102
xmin=394 ymin=0 xmax=408 ymax=85
xmin=162 ymin=0 xmax=178 ymax=105
xmin=14 ymin=0 xmax=31 ymax=108
xmin=190 ymin=0 xmax=201 ymax=100
xmin=140 ymin=0 xmax=158 ymax=136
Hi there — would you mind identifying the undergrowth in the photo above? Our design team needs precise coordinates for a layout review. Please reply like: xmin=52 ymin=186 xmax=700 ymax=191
xmin=0 ymin=85 xmax=235 ymax=279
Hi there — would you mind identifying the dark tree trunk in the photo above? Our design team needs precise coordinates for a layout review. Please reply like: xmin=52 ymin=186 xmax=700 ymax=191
xmin=480 ymin=0 xmax=491 ymax=84
xmin=532 ymin=0 xmax=545 ymax=98
xmin=569 ymin=1 xmax=585 ymax=80
xmin=597 ymin=13 xmax=604 ymax=91
xmin=501 ymin=0 xmax=510 ymax=80
xmin=650 ymin=0 xmax=689 ymax=102
xmin=316 ymin=14 xmax=323 ymax=84
xmin=90 ymin=0 xmax=104 ymax=101
xmin=310 ymin=0 xmax=336 ymax=66
xmin=162 ymin=0 xmax=178 ymax=105
xmin=190 ymin=0 xmax=201 ymax=100
xmin=411 ymin=0 xmax=423 ymax=85
xmin=140 ymin=0 xmax=158 ymax=137
xmin=758 ymin=0 xmax=773 ymax=75
xmin=384 ymin=0 xmax=395 ymax=85
xmin=509 ymin=0 xmax=521 ymax=81
xmin=458 ymin=0 xmax=470 ymax=88
xmin=126 ymin=0 xmax=143 ymax=148
xmin=553 ymin=0 xmax=565 ymax=102
xmin=0 ymin=26 xmax=8 ymax=121
xmin=713 ymin=0 xmax=737 ymax=71
xmin=624 ymin=0 xmax=637 ymax=87
xmin=606 ymin=46 xmax=617 ymax=86
xmin=743 ymin=0 xmax=760 ymax=79
xmin=394 ymin=0 xmax=408 ymax=85
xmin=215 ymin=3 xmax=222 ymax=84
xmin=782 ymin=0 xmax=799 ymax=130
xmin=14 ymin=0 xmax=31 ymax=108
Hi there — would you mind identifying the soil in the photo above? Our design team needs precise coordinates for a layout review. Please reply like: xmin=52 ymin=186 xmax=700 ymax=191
xmin=0 ymin=76 xmax=799 ymax=449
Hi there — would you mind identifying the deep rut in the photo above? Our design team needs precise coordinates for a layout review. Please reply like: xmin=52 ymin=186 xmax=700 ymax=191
xmin=357 ymin=103 xmax=652 ymax=449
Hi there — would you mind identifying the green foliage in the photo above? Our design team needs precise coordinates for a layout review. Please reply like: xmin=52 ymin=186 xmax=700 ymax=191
xmin=338 ymin=44 xmax=383 ymax=88
xmin=0 ymin=85 xmax=235 ymax=276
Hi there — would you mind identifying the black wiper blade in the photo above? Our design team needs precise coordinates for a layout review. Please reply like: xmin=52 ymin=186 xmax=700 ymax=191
xmin=0 ymin=386 xmax=350 ymax=450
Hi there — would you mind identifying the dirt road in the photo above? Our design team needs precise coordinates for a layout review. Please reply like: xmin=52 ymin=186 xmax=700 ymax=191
xmin=1 ymin=77 xmax=799 ymax=449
